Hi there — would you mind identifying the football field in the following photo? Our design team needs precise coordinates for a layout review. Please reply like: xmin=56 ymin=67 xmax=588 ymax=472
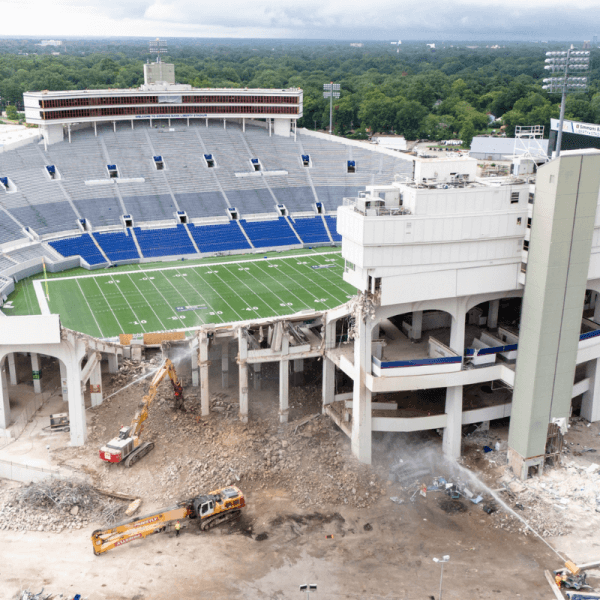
xmin=22 ymin=250 xmax=354 ymax=338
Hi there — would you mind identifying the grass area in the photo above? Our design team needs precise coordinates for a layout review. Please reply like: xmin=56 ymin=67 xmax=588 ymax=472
xmin=4 ymin=248 xmax=355 ymax=338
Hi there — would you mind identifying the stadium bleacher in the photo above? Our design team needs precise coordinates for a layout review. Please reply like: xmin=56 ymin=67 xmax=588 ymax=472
xmin=0 ymin=120 xmax=413 ymax=266
xmin=189 ymin=221 xmax=252 ymax=253
xmin=49 ymin=234 xmax=107 ymax=265
xmin=291 ymin=216 xmax=331 ymax=244
xmin=94 ymin=230 xmax=140 ymax=261
xmin=239 ymin=217 xmax=299 ymax=248
xmin=133 ymin=224 xmax=197 ymax=258
xmin=324 ymin=215 xmax=342 ymax=242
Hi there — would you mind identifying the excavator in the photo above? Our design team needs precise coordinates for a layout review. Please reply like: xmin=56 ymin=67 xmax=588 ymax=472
xmin=99 ymin=358 xmax=184 ymax=467
xmin=91 ymin=485 xmax=245 ymax=555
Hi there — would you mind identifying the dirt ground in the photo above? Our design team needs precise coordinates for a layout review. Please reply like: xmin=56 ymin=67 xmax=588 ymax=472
xmin=1 ymin=352 xmax=598 ymax=600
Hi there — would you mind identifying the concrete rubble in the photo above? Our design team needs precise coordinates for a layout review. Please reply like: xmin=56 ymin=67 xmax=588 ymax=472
xmin=0 ymin=478 xmax=127 ymax=533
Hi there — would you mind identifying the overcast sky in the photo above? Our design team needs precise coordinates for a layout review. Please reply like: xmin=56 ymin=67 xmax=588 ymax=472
xmin=1 ymin=0 xmax=599 ymax=41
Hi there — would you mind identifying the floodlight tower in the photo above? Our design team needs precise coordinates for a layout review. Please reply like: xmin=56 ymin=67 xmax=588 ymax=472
xmin=149 ymin=38 xmax=168 ymax=63
xmin=323 ymin=82 xmax=341 ymax=134
xmin=542 ymin=48 xmax=590 ymax=157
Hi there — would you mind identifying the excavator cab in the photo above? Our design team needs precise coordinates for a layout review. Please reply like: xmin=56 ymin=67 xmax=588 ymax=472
xmin=200 ymin=500 xmax=215 ymax=518
xmin=118 ymin=426 xmax=132 ymax=440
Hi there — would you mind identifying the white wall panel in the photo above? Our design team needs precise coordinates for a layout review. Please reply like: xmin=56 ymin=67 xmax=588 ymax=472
xmin=456 ymin=263 xmax=518 ymax=296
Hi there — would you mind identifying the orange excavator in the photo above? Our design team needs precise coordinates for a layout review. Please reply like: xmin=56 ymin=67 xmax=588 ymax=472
xmin=99 ymin=358 xmax=184 ymax=467
xmin=91 ymin=486 xmax=245 ymax=555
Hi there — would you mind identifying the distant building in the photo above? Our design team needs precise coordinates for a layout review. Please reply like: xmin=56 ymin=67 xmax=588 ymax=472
xmin=583 ymin=40 xmax=591 ymax=49
xmin=38 ymin=40 xmax=63 ymax=47
xmin=350 ymin=43 xmax=364 ymax=48
xmin=371 ymin=136 xmax=407 ymax=151
xmin=469 ymin=136 xmax=548 ymax=161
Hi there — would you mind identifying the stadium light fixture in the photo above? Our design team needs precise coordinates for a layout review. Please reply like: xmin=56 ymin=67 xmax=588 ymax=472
xmin=433 ymin=555 xmax=450 ymax=600
xmin=149 ymin=38 xmax=168 ymax=64
xmin=299 ymin=584 xmax=317 ymax=599
xmin=542 ymin=48 xmax=590 ymax=157
xmin=323 ymin=82 xmax=341 ymax=134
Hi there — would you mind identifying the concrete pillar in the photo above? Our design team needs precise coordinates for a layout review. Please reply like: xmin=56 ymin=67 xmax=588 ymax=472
xmin=89 ymin=358 xmax=103 ymax=407
xmin=279 ymin=360 xmax=289 ymax=423
xmin=582 ymin=358 xmax=600 ymax=422
xmin=68 ymin=358 xmax=87 ymax=446
xmin=443 ymin=385 xmax=464 ymax=459
xmin=253 ymin=363 xmax=261 ymax=391
xmin=0 ymin=362 xmax=10 ymax=429
xmin=488 ymin=299 xmax=500 ymax=329
xmin=238 ymin=332 xmax=248 ymax=423
xmin=191 ymin=342 xmax=199 ymax=387
xmin=7 ymin=353 xmax=17 ymax=386
xmin=199 ymin=331 xmax=210 ymax=417
xmin=31 ymin=353 xmax=42 ymax=394
xmin=324 ymin=319 xmax=336 ymax=350
xmin=107 ymin=353 xmax=119 ymax=374
xmin=508 ymin=153 xmax=600 ymax=478
xmin=221 ymin=343 xmax=229 ymax=389
xmin=351 ymin=317 xmax=373 ymax=464
xmin=322 ymin=357 xmax=335 ymax=409
xmin=594 ymin=296 xmax=600 ymax=323
xmin=449 ymin=308 xmax=466 ymax=358
xmin=411 ymin=310 xmax=423 ymax=341
xmin=59 ymin=360 xmax=68 ymax=402
xmin=292 ymin=358 xmax=304 ymax=386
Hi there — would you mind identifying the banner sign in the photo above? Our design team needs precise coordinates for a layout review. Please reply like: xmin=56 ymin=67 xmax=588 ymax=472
xmin=551 ymin=118 xmax=600 ymax=138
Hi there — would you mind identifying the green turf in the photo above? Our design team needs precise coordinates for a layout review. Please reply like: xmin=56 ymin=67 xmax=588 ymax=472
xmin=5 ymin=249 xmax=355 ymax=338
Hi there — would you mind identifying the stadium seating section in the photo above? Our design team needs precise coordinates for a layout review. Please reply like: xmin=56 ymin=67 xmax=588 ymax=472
xmin=0 ymin=120 xmax=411 ymax=271
xmin=49 ymin=234 xmax=106 ymax=265
xmin=325 ymin=216 xmax=342 ymax=242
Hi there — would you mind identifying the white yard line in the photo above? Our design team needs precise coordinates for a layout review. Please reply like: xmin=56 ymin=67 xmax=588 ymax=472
xmin=275 ymin=258 xmax=343 ymax=303
xmin=173 ymin=267 xmax=225 ymax=323
xmin=90 ymin=277 xmax=123 ymax=334
xmin=47 ymin=250 xmax=343 ymax=282
xmin=75 ymin=279 xmax=105 ymax=338
xmin=220 ymin=263 xmax=295 ymax=315
xmin=124 ymin=273 xmax=171 ymax=332
xmin=107 ymin=274 xmax=149 ymax=333
xmin=32 ymin=280 xmax=51 ymax=316
xmin=250 ymin=261 xmax=316 ymax=308
xmin=302 ymin=255 xmax=352 ymax=298
xmin=202 ymin=266 xmax=258 ymax=319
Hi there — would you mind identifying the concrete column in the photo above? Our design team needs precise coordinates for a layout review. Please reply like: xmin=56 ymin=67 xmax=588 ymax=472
xmin=7 ymin=353 xmax=17 ymax=386
xmin=107 ymin=353 xmax=119 ymax=374
xmin=443 ymin=385 xmax=464 ymax=458
xmin=191 ymin=341 xmax=199 ymax=387
xmin=279 ymin=360 xmax=289 ymax=423
xmin=488 ymin=300 xmax=500 ymax=329
xmin=221 ymin=343 xmax=229 ymax=389
xmin=324 ymin=319 xmax=336 ymax=350
xmin=322 ymin=357 xmax=335 ymax=409
xmin=253 ymin=363 xmax=261 ymax=391
xmin=594 ymin=295 xmax=600 ymax=323
xmin=67 ymin=359 xmax=87 ymax=446
xmin=449 ymin=309 xmax=466 ymax=357
xmin=31 ymin=353 xmax=42 ymax=394
xmin=582 ymin=358 xmax=600 ymax=422
xmin=89 ymin=358 xmax=103 ymax=407
xmin=411 ymin=311 xmax=423 ymax=341
xmin=199 ymin=331 xmax=210 ymax=417
xmin=351 ymin=317 xmax=373 ymax=464
xmin=238 ymin=331 xmax=248 ymax=423
xmin=59 ymin=360 xmax=68 ymax=402
xmin=292 ymin=359 xmax=304 ymax=386
xmin=0 ymin=362 xmax=10 ymax=429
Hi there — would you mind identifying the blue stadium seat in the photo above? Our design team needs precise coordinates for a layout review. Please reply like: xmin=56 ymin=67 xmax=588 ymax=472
xmin=291 ymin=216 xmax=330 ymax=244
xmin=189 ymin=221 xmax=251 ymax=253
xmin=134 ymin=224 xmax=197 ymax=258
xmin=239 ymin=217 xmax=299 ymax=248
xmin=325 ymin=216 xmax=342 ymax=242
xmin=94 ymin=231 xmax=140 ymax=261
xmin=49 ymin=234 xmax=107 ymax=265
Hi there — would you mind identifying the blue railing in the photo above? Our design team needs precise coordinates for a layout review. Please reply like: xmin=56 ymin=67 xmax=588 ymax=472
xmin=373 ymin=356 xmax=462 ymax=368
xmin=464 ymin=343 xmax=518 ymax=357
xmin=579 ymin=329 xmax=600 ymax=341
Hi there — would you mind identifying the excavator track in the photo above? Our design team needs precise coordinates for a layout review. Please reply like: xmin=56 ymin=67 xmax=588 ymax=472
xmin=124 ymin=442 xmax=154 ymax=467
xmin=200 ymin=509 xmax=241 ymax=531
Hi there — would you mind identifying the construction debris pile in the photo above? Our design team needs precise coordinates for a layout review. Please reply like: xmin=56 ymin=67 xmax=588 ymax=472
xmin=0 ymin=479 xmax=126 ymax=533
xmin=493 ymin=461 xmax=600 ymax=537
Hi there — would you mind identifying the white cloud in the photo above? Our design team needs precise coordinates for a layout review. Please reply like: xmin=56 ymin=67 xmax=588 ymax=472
xmin=0 ymin=0 xmax=598 ymax=39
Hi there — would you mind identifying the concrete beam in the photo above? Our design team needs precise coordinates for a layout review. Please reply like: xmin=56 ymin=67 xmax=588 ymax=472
xmin=582 ymin=358 xmax=600 ymax=422
xmin=488 ymin=299 xmax=500 ymax=329
xmin=0 ymin=363 xmax=10 ymax=429
xmin=411 ymin=310 xmax=423 ymax=340
xmin=89 ymin=357 xmax=103 ymax=407
xmin=67 ymin=358 xmax=87 ymax=446
xmin=80 ymin=352 xmax=101 ymax=385
xmin=107 ymin=353 xmax=119 ymax=374
xmin=238 ymin=331 xmax=248 ymax=423
xmin=443 ymin=385 xmax=463 ymax=459
xmin=322 ymin=357 xmax=335 ymax=409
xmin=279 ymin=360 xmax=289 ymax=423
xmin=221 ymin=342 xmax=229 ymax=389
xmin=7 ymin=353 xmax=17 ymax=386
xmin=199 ymin=331 xmax=210 ymax=417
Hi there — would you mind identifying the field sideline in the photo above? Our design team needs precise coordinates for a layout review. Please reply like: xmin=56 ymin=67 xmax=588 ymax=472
xmin=8 ymin=250 xmax=354 ymax=338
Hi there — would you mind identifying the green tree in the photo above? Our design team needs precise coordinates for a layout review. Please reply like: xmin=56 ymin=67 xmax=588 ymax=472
xmin=6 ymin=104 xmax=18 ymax=120
xmin=395 ymin=100 xmax=427 ymax=139
xmin=459 ymin=120 xmax=476 ymax=147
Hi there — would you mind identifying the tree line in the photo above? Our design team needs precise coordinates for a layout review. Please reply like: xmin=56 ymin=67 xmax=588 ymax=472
xmin=0 ymin=39 xmax=598 ymax=145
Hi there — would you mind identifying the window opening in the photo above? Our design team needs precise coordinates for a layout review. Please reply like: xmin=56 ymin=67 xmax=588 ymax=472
xmin=511 ymin=192 xmax=520 ymax=204
xmin=204 ymin=153 xmax=216 ymax=168
xmin=107 ymin=164 xmax=119 ymax=178
xmin=153 ymin=156 xmax=165 ymax=170
xmin=251 ymin=158 xmax=261 ymax=172
xmin=347 ymin=160 xmax=356 ymax=173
